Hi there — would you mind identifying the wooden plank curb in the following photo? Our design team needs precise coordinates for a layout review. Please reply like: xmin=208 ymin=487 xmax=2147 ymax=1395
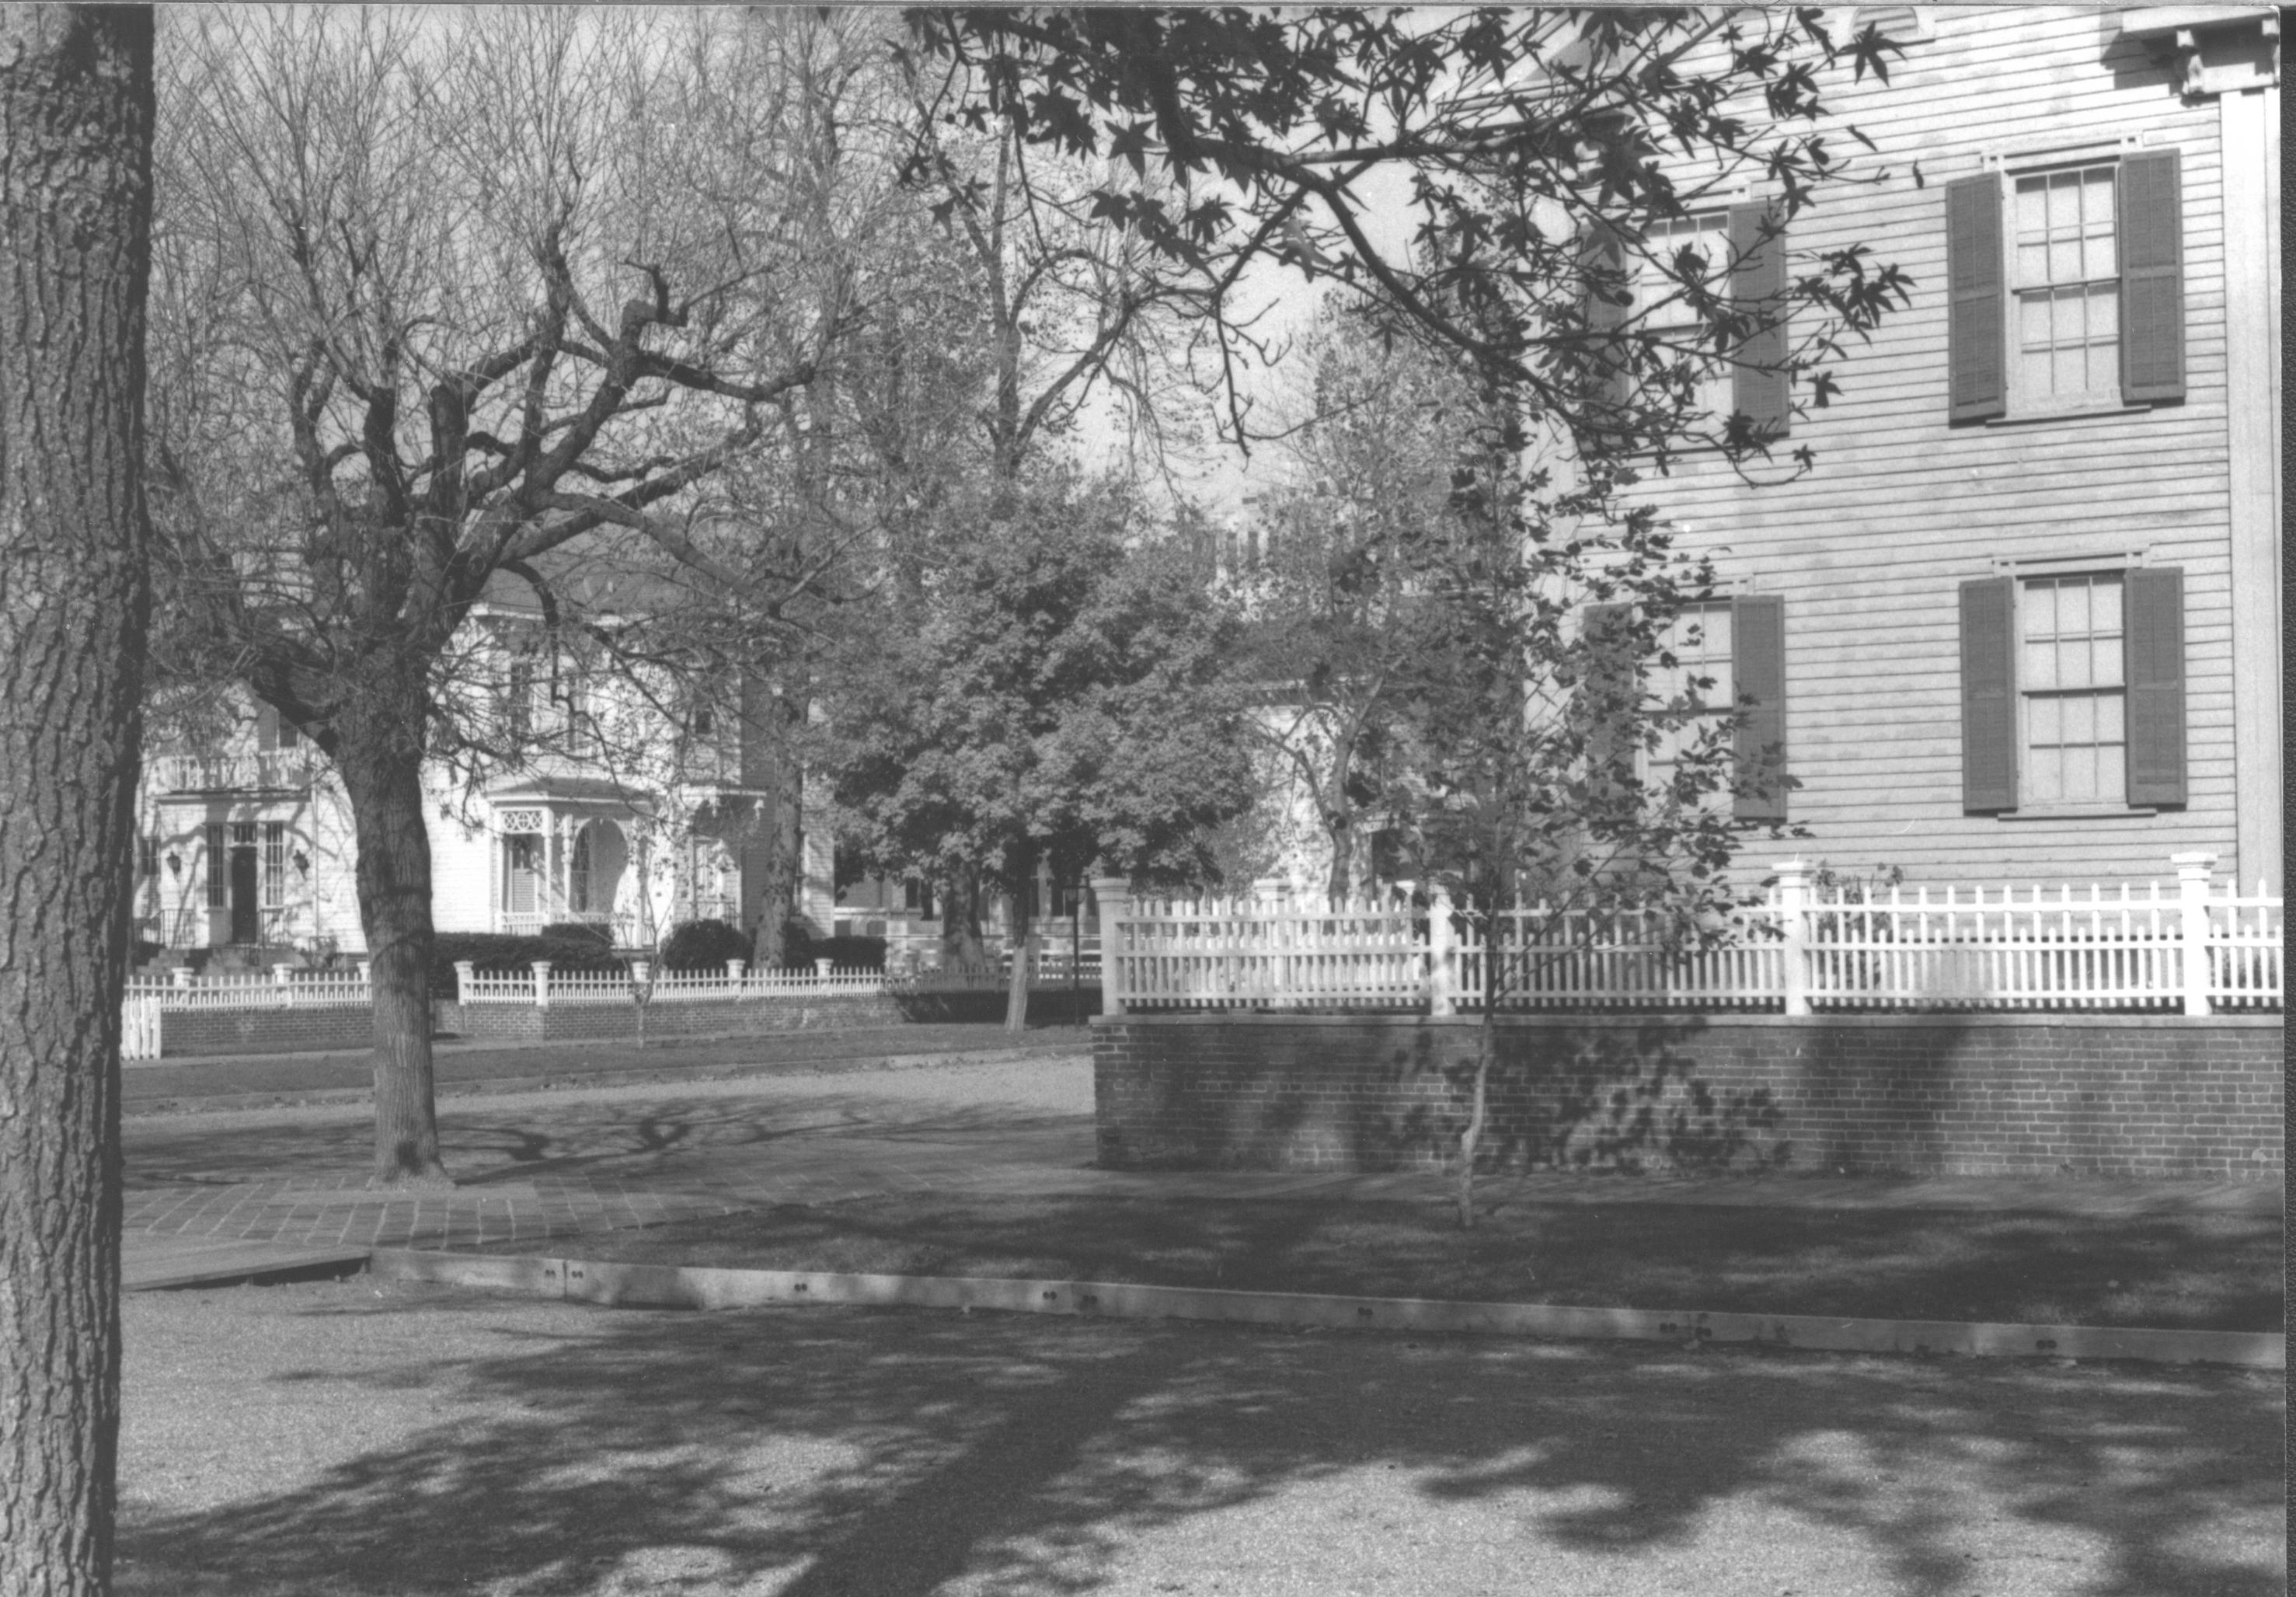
xmin=366 ymin=1250 xmax=2284 ymax=1370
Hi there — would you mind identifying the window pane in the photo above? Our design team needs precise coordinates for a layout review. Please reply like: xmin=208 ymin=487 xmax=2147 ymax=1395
xmin=2050 ymin=235 xmax=2082 ymax=284
xmin=2019 ymin=239 xmax=2049 ymax=286
xmin=2019 ymin=290 xmax=2051 ymax=354
xmin=2029 ymin=696 xmax=2062 ymax=744
xmin=2065 ymin=693 xmax=2097 ymax=744
xmin=2064 ymin=744 xmax=2099 ymax=802
xmin=2091 ymin=573 xmax=2124 ymax=633
xmin=2029 ymin=746 xmax=2064 ymax=802
xmin=2061 ymin=577 xmax=2091 ymax=634
xmin=2024 ymin=639 xmax=2057 ymax=691
xmin=2084 ymin=166 xmax=2114 ymax=232
xmin=2054 ymin=340 xmax=2085 ymax=397
xmin=2047 ymin=171 xmax=2078 ymax=235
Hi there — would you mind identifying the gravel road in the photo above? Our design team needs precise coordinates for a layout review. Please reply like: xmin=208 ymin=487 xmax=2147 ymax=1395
xmin=117 ymin=1278 xmax=2284 ymax=1597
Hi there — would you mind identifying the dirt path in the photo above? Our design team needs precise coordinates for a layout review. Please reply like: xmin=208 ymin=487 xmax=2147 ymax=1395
xmin=118 ymin=1278 xmax=2285 ymax=1597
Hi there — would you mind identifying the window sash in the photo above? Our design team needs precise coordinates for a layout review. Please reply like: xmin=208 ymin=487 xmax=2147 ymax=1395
xmin=502 ymin=835 xmax=541 ymax=915
xmin=2018 ymin=574 xmax=2127 ymax=806
xmin=1649 ymin=603 xmax=1736 ymax=778
xmin=2007 ymin=164 xmax=2122 ymax=408
xmin=262 ymin=822 xmax=286 ymax=908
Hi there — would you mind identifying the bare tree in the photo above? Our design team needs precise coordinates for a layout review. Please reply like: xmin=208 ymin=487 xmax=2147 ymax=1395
xmin=0 ymin=7 xmax=152 ymax=1591
xmin=147 ymin=7 xmax=887 ymax=1186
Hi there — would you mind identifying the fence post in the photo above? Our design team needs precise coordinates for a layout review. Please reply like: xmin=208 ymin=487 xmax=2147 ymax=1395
xmin=1775 ymin=860 xmax=1812 ymax=1017
xmin=2172 ymin=852 xmax=2217 ymax=1016
xmin=814 ymin=957 xmax=833 ymax=982
xmin=169 ymin=967 xmax=193 ymax=990
xmin=452 ymin=961 xmax=474 ymax=1002
xmin=357 ymin=961 xmax=372 ymax=987
xmin=531 ymin=960 xmax=552 ymax=1009
xmin=1090 ymin=876 xmax=1129 ymax=1015
xmin=1427 ymin=884 xmax=1457 ymax=1018
xmin=726 ymin=959 xmax=745 ymax=984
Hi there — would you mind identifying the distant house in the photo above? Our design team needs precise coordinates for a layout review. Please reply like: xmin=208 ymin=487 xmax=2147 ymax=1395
xmin=134 ymin=566 xmax=841 ymax=962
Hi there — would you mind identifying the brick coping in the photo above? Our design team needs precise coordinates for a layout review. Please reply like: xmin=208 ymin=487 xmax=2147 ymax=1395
xmin=1091 ymin=1010 xmax=2285 ymax=1031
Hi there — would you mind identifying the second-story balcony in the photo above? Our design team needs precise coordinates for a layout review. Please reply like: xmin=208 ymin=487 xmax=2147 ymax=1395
xmin=149 ymin=748 xmax=322 ymax=795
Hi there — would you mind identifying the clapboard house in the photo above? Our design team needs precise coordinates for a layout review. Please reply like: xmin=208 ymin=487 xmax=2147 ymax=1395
xmin=1625 ymin=4 xmax=2280 ymax=892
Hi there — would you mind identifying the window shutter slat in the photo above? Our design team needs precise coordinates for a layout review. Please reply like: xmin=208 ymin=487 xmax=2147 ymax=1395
xmin=1946 ymin=176 xmax=2005 ymax=423
xmin=1729 ymin=204 xmax=1789 ymax=439
xmin=1731 ymin=595 xmax=1788 ymax=821
xmin=1959 ymin=577 xmax=2017 ymax=811
xmin=1581 ymin=220 xmax=1632 ymax=447
xmin=2118 ymin=150 xmax=2184 ymax=404
xmin=2123 ymin=566 xmax=2186 ymax=806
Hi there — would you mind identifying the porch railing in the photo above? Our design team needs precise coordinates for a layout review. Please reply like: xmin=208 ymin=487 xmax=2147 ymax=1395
xmin=1091 ymin=855 xmax=2284 ymax=1019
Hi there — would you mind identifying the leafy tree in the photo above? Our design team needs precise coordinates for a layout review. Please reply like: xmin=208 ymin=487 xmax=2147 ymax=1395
xmin=0 ymin=7 xmax=152 ymax=1590
xmin=1231 ymin=304 xmax=1498 ymax=902
xmin=145 ymin=7 xmax=891 ymax=1186
xmin=908 ymin=5 xmax=1909 ymax=466
xmin=816 ymin=477 xmax=1254 ymax=1027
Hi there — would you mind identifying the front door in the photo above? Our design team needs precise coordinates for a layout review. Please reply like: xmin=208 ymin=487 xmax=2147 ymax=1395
xmin=229 ymin=846 xmax=260 ymax=944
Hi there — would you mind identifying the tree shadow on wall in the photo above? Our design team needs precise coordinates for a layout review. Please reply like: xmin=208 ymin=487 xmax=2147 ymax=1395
xmin=115 ymin=1288 xmax=2284 ymax=1597
xmin=1382 ymin=1016 xmax=1791 ymax=1177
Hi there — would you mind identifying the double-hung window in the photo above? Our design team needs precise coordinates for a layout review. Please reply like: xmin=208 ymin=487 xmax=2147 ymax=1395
xmin=1946 ymin=148 xmax=2184 ymax=421
xmin=1648 ymin=601 xmax=1735 ymax=792
xmin=1635 ymin=213 xmax=1732 ymax=423
xmin=262 ymin=821 xmax=287 ymax=908
xmin=2019 ymin=574 xmax=2126 ymax=806
xmin=2010 ymin=166 xmax=2123 ymax=410
xmin=1584 ymin=201 xmax=1792 ymax=445
xmin=1960 ymin=567 xmax=2185 ymax=814
xmin=1584 ymin=594 xmax=1789 ymax=822
xmin=204 ymin=822 xmax=227 ymax=909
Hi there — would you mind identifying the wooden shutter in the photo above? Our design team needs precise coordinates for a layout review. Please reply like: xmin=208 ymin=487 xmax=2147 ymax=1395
xmin=2118 ymin=150 xmax=2184 ymax=404
xmin=1729 ymin=203 xmax=1789 ymax=438
xmin=1731 ymin=595 xmax=1788 ymax=821
xmin=1959 ymin=577 xmax=2016 ymax=811
xmin=1581 ymin=218 xmax=1632 ymax=444
xmin=1946 ymin=176 xmax=2005 ymax=423
xmin=2123 ymin=566 xmax=2186 ymax=806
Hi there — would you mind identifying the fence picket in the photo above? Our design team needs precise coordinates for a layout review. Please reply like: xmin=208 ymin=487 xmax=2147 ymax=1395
xmin=1103 ymin=866 xmax=2280 ymax=1016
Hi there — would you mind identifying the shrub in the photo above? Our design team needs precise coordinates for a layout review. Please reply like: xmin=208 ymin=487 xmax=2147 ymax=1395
xmin=782 ymin=922 xmax=888 ymax=971
xmin=430 ymin=931 xmax=626 ymax=992
xmin=659 ymin=919 xmax=753 ymax=971
xmin=538 ymin=921 xmax=615 ymax=951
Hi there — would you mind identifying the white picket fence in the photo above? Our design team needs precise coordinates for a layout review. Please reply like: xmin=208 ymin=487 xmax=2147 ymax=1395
xmin=455 ymin=960 xmax=887 ymax=1006
xmin=1092 ymin=856 xmax=2284 ymax=1018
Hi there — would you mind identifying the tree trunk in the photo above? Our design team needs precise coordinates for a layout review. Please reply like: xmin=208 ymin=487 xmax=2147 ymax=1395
xmin=940 ymin=866 xmax=986 ymax=968
xmin=0 ymin=9 xmax=154 ymax=1592
xmin=334 ymin=708 xmax=451 ymax=1189
xmin=1003 ymin=894 xmax=1030 ymax=1031
xmin=1455 ymin=1016 xmax=1493 ymax=1229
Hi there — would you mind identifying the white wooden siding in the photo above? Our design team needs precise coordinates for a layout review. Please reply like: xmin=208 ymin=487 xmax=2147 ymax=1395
xmin=1638 ymin=7 xmax=2260 ymax=885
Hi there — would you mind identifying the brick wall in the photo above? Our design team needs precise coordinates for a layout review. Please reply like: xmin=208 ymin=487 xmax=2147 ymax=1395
xmin=162 ymin=1005 xmax=373 ymax=1057
xmin=1093 ymin=1013 xmax=2284 ymax=1180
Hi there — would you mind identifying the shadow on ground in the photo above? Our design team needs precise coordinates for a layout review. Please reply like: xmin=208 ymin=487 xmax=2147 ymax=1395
xmin=117 ymin=1285 xmax=2282 ymax=1597
xmin=124 ymin=1091 xmax=1092 ymax=1189
xmin=509 ymin=1190 xmax=2284 ymax=1332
